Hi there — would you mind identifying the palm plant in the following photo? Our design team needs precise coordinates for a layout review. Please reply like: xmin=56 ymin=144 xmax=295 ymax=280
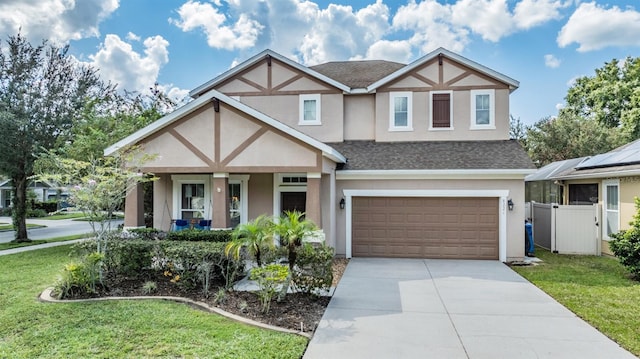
xmin=225 ymin=215 xmax=274 ymax=266
xmin=273 ymin=210 xmax=318 ymax=270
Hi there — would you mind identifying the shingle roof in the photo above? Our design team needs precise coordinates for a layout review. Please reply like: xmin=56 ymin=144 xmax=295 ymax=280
xmin=327 ymin=140 xmax=535 ymax=170
xmin=310 ymin=60 xmax=406 ymax=89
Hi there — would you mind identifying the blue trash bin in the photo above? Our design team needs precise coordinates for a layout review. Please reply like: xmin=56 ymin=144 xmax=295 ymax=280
xmin=524 ymin=221 xmax=534 ymax=256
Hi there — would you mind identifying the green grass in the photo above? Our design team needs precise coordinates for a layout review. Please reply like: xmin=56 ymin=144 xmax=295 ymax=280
xmin=0 ymin=246 xmax=308 ymax=358
xmin=0 ymin=234 xmax=92 ymax=250
xmin=0 ymin=223 xmax=45 ymax=231
xmin=512 ymin=248 xmax=640 ymax=356
xmin=40 ymin=212 xmax=87 ymax=220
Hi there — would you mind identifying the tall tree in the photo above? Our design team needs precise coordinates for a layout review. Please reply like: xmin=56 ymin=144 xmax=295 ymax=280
xmin=565 ymin=57 xmax=640 ymax=138
xmin=0 ymin=33 xmax=112 ymax=241
xmin=509 ymin=115 xmax=527 ymax=145
xmin=526 ymin=112 xmax=623 ymax=167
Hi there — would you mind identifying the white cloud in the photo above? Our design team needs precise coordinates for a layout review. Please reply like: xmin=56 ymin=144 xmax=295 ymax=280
xmin=514 ymin=0 xmax=564 ymax=29
xmin=544 ymin=54 xmax=561 ymax=68
xmin=0 ymin=0 xmax=118 ymax=43
xmin=558 ymin=2 xmax=640 ymax=51
xmin=169 ymin=0 xmax=264 ymax=50
xmin=126 ymin=32 xmax=141 ymax=42
xmin=88 ymin=34 xmax=169 ymax=93
xmin=362 ymin=40 xmax=413 ymax=63
xmin=451 ymin=0 xmax=514 ymax=42
xmin=555 ymin=102 xmax=565 ymax=111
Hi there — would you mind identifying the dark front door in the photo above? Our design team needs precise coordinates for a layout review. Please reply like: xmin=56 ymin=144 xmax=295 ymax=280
xmin=281 ymin=192 xmax=306 ymax=214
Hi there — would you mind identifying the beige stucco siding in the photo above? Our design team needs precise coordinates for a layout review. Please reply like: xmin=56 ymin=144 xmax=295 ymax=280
xmin=227 ymin=131 xmax=318 ymax=168
xmin=247 ymin=173 xmax=273 ymax=220
xmin=344 ymin=95 xmax=375 ymax=140
xmin=152 ymin=174 xmax=173 ymax=231
xmin=619 ymin=177 xmax=640 ymax=231
xmin=240 ymin=94 xmax=344 ymax=142
xmin=334 ymin=178 xmax=526 ymax=261
xmin=374 ymin=89 xmax=510 ymax=141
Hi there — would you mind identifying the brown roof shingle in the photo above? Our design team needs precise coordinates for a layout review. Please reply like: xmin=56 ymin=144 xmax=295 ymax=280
xmin=310 ymin=60 xmax=405 ymax=89
xmin=327 ymin=140 xmax=535 ymax=170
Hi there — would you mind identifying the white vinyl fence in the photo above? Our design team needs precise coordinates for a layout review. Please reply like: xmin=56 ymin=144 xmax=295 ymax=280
xmin=527 ymin=202 xmax=601 ymax=255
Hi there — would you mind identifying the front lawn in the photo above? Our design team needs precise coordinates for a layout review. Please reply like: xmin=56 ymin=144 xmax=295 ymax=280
xmin=0 ymin=233 xmax=91 ymax=250
xmin=512 ymin=248 xmax=640 ymax=356
xmin=0 ymin=223 xmax=45 ymax=231
xmin=0 ymin=245 xmax=308 ymax=358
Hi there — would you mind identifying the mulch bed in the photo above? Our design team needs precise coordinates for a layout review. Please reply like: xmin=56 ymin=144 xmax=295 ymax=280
xmin=64 ymin=258 xmax=349 ymax=334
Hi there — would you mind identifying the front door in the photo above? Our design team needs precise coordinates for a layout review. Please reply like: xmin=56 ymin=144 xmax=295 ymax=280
xmin=281 ymin=192 xmax=306 ymax=214
xmin=603 ymin=179 xmax=619 ymax=240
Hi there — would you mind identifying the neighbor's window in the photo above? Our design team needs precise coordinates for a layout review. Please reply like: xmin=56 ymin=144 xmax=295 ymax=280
xmin=430 ymin=91 xmax=452 ymax=129
xmin=299 ymin=94 xmax=321 ymax=125
xmin=568 ymin=183 xmax=598 ymax=205
xmin=470 ymin=90 xmax=495 ymax=129
xmin=603 ymin=180 xmax=619 ymax=239
xmin=389 ymin=92 xmax=412 ymax=131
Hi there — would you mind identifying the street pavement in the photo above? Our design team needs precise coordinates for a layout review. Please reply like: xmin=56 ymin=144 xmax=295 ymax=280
xmin=0 ymin=216 xmax=123 ymax=243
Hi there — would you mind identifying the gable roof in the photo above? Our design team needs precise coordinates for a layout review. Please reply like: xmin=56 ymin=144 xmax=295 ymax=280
xmin=104 ymin=89 xmax=346 ymax=164
xmin=310 ymin=60 xmax=405 ymax=89
xmin=189 ymin=49 xmax=351 ymax=98
xmin=329 ymin=140 xmax=535 ymax=172
xmin=367 ymin=47 xmax=519 ymax=93
xmin=525 ymin=157 xmax=588 ymax=182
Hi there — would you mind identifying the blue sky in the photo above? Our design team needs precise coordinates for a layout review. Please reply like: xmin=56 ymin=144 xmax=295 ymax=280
xmin=1 ymin=0 xmax=639 ymax=125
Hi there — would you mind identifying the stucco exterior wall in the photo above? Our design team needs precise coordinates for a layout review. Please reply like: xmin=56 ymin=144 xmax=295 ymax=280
xmin=334 ymin=178 xmax=526 ymax=261
xmin=247 ymin=173 xmax=273 ymax=219
xmin=240 ymin=94 xmax=344 ymax=142
xmin=374 ymin=89 xmax=510 ymax=142
xmin=344 ymin=95 xmax=375 ymax=141
xmin=152 ymin=174 xmax=172 ymax=232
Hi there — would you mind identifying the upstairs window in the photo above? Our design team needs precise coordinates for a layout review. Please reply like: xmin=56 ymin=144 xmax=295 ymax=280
xmin=299 ymin=94 xmax=321 ymax=125
xmin=430 ymin=91 xmax=452 ymax=129
xmin=389 ymin=92 xmax=412 ymax=131
xmin=470 ymin=90 xmax=495 ymax=129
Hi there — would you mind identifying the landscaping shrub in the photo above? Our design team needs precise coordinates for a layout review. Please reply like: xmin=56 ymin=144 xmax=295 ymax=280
xmin=127 ymin=227 xmax=166 ymax=241
xmin=250 ymin=263 xmax=290 ymax=313
xmin=166 ymin=229 xmax=232 ymax=242
xmin=610 ymin=198 xmax=640 ymax=279
xmin=292 ymin=243 xmax=334 ymax=295
xmin=33 ymin=201 xmax=58 ymax=213
xmin=27 ymin=208 xmax=47 ymax=218
xmin=54 ymin=252 xmax=104 ymax=299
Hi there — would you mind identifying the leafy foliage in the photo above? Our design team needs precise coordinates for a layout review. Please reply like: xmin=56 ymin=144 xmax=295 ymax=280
xmin=166 ymin=229 xmax=232 ymax=242
xmin=291 ymin=243 xmax=334 ymax=295
xmin=524 ymin=113 xmax=623 ymax=167
xmin=273 ymin=210 xmax=318 ymax=270
xmin=565 ymin=57 xmax=640 ymax=136
xmin=225 ymin=215 xmax=275 ymax=266
xmin=0 ymin=33 xmax=113 ymax=241
xmin=54 ymin=252 xmax=104 ymax=299
xmin=610 ymin=197 xmax=640 ymax=279
xmin=250 ymin=264 xmax=290 ymax=313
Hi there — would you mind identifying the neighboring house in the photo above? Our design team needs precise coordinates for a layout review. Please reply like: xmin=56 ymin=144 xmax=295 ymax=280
xmin=0 ymin=179 xmax=66 ymax=208
xmin=525 ymin=157 xmax=587 ymax=205
xmin=106 ymin=48 xmax=535 ymax=262
xmin=532 ymin=139 xmax=640 ymax=255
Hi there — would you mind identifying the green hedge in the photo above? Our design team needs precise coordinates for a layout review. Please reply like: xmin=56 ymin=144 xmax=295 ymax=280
xmin=165 ymin=229 xmax=232 ymax=242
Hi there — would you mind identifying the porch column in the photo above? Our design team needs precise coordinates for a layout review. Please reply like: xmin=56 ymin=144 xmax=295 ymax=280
xmin=124 ymin=182 xmax=145 ymax=228
xmin=306 ymin=173 xmax=321 ymax=227
xmin=212 ymin=173 xmax=230 ymax=229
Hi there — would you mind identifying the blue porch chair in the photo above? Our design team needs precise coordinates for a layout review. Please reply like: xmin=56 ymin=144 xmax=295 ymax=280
xmin=194 ymin=219 xmax=211 ymax=231
xmin=173 ymin=219 xmax=190 ymax=231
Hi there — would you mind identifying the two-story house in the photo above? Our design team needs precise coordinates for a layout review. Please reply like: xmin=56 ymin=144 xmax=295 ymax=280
xmin=106 ymin=48 xmax=535 ymax=262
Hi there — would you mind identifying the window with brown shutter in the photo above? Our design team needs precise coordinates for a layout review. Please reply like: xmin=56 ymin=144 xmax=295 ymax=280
xmin=432 ymin=93 xmax=451 ymax=128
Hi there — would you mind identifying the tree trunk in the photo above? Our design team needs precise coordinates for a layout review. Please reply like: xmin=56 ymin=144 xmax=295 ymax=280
xmin=12 ymin=175 xmax=29 ymax=242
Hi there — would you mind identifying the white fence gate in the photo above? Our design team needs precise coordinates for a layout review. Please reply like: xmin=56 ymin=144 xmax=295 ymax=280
xmin=528 ymin=202 xmax=600 ymax=255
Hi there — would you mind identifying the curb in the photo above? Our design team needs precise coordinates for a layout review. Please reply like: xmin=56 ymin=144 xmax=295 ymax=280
xmin=38 ymin=287 xmax=311 ymax=339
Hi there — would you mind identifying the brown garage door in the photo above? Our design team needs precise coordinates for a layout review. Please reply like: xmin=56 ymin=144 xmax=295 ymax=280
xmin=352 ymin=197 xmax=499 ymax=259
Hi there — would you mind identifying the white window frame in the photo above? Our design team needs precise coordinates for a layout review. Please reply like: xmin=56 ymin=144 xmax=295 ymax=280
xmin=299 ymin=94 xmax=321 ymax=125
xmin=602 ymin=179 xmax=620 ymax=241
xmin=171 ymin=175 xmax=211 ymax=220
xmin=429 ymin=90 xmax=453 ymax=131
xmin=389 ymin=92 xmax=413 ymax=131
xmin=229 ymin=175 xmax=250 ymax=227
xmin=470 ymin=89 xmax=495 ymax=130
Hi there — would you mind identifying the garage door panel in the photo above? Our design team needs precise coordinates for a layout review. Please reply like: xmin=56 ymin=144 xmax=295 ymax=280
xmin=352 ymin=197 xmax=498 ymax=259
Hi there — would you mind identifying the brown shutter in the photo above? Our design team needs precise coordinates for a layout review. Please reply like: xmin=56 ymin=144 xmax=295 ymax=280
xmin=432 ymin=93 xmax=450 ymax=128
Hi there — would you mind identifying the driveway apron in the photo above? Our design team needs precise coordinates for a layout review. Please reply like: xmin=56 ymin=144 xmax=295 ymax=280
xmin=304 ymin=258 xmax=635 ymax=359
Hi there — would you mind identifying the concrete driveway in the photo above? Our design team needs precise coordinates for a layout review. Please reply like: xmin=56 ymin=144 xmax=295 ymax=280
xmin=304 ymin=258 xmax=635 ymax=359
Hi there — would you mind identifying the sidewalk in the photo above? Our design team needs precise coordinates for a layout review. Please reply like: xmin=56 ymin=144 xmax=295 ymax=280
xmin=0 ymin=238 xmax=88 ymax=256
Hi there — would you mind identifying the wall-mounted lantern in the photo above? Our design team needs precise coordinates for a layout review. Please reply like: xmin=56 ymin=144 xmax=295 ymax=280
xmin=339 ymin=198 xmax=345 ymax=210
xmin=507 ymin=199 xmax=514 ymax=211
